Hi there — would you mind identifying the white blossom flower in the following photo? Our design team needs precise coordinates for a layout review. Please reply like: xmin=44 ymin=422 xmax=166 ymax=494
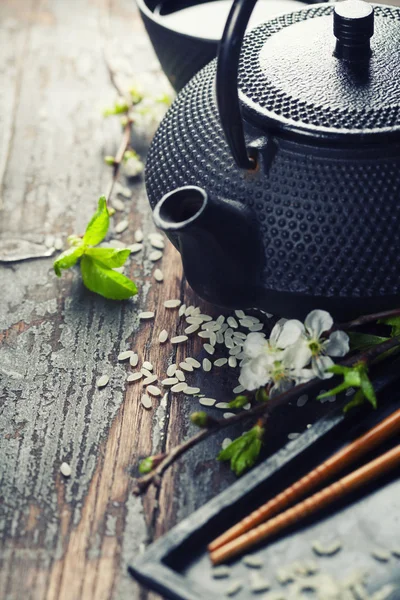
xmin=287 ymin=310 xmax=349 ymax=380
xmin=239 ymin=320 xmax=304 ymax=391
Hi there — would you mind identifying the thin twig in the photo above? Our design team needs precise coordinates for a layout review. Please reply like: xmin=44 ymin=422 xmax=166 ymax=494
xmin=103 ymin=48 xmax=131 ymax=102
xmin=335 ymin=307 xmax=400 ymax=332
xmin=133 ymin=334 xmax=400 ymax=495
xmin=105 ymin=120 xmax=132 ymax=201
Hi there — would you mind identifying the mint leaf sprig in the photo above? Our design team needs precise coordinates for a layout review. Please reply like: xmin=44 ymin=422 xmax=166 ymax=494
xmin=54 ymin=196 xmax=137 ymax=300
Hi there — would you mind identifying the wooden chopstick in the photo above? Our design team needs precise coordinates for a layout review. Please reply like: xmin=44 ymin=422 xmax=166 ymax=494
xmin=209 ymin=408 xmax=400 ymax=553
xmin=210 ymin=443 xmax=400 ymax=564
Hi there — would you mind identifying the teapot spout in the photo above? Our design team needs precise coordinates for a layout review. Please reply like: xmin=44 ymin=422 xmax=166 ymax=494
xmin=153 ymin=186 xmax=264 ymax=307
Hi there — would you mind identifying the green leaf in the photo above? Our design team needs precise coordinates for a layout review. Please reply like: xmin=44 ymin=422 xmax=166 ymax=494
xmin=228 ymin=395 xmax=249 ymax=409
xmin=343 ymin=389 xmax=367 ymax=414
xmin=85 ymin=247 xmax=130 ymax=268
xmin=218 ymin=425 xmax=264 ymax=476
xmin=379 ymin=316 xmax=400 ymax=337
xmin=318 ymin=364 xmax=361 ymax=399
xmin=83 ymin=196 xmax=110 ymax=246
xmin=103 ymin=99 xmax=129 ymax=117
xmin=139 ymin=457 xmax=154 ymax=474
xmin=359 ymin=374 xmax=377 ymax=409
xmin=348 ymin=332 xmax=389 ymax=352
xmin=255 ymin=388 xmax=269 ymax=403
xmin=53 ymin=245 xmax=84 ymax=276
xmin=80 ymin=255 xmax=137 ymax=300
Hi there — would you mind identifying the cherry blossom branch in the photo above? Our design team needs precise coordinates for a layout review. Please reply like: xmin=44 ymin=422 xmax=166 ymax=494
xmin=132 ymin=333 xmax=400 ymax=495
xmin=335 ymin=307 xmax=400 ymax=332
xmin=105 ymin=121 xmax=132 ymax=201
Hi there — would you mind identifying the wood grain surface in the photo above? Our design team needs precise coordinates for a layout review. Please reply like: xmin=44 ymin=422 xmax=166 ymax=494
xmin=0 ymin=1 xmax=237 ymax=598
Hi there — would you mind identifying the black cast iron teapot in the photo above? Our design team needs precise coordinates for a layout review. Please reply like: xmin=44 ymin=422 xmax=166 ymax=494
xmin=146 ymin=0 xmax=400 ymax=319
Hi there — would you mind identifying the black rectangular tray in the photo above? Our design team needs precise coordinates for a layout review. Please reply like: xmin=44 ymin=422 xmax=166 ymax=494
xmin=130 ymin=360 xmax=400 ymax=600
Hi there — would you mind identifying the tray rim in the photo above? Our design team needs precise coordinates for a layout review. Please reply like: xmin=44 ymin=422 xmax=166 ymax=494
xmin=129 ymin=360 xmax=400 ymax=600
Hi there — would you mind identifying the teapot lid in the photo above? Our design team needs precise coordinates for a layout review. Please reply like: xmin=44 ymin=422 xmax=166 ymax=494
xmin=238 ymin=2 xmax=400 ymax=140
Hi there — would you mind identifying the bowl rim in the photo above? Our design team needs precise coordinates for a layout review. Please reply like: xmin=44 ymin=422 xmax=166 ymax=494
xmin=136 ymin=0 xmax=220 ymax=43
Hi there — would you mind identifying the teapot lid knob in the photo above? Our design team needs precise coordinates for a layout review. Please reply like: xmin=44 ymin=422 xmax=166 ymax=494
xmin=334 ymin=0 xmax=374 ymax=61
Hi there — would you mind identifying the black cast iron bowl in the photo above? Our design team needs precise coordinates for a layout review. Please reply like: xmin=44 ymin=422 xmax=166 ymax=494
xmin=137 ymin=0 xmax=318 ymax=92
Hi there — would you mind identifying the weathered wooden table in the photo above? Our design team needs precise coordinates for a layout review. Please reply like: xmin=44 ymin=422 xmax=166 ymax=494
xmin=0 ymin=1 xmax=237 ymax=598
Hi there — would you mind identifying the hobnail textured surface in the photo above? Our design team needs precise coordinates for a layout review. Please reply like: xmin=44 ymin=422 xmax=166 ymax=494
xmin=146 ymin=21 xmax=400 ymax=304
xmin=239 ymin=4 xmax=400 ymax=133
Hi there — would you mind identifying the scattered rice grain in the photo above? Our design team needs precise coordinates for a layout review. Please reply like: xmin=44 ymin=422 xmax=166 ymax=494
xmin=171 ymin=382 xmax=187 ymax=393
xmin=60 ymin=462 xmax=71 ymax=477
xmin=111 ymin=198 xmax=125 ymax=212
xmin=118 ymin=350 xmax=134 ymax=361
xmin=227 ymin=316 xmax=238 ymax=328
xmin=371 ymin=548 xmax=391 ymax=562
xmin=209 ymin=331 xmax=217 ymax=346
xmin=127 ymin=372 xmax=143 ymax=382
xmin=179 ymin=304 xmax=186 ymax=317
xmin=186 ymin=357 xmax=201 ymax=368
xmin=175 ymin=370 xmax=185 ymax=381
xmin=149 ymin=250 xmax=163 ymax=261
xmin=228 ymin=356 xmax=237 ymax=368
xmin=223 ymin=412 xmax=236 ymax=419
xmin=288 ymin=432 xmax=300 ymax=440
xmin=222 ymin=438 xmax=232 ymax=449
xmin=225 ymin=337 xmax=234 ymax=349
xmin=233 ymin=331 xmax=247 ymax=340
xmin=159 ymin=329 xmax=168 ymax=343
xmin=115 ymin=220 xmax=128 ymax=234
xmin=212 ymin=566 xmax=231 ymax=579
xmin=216 ymin=402 xmax=230 ymax=409
xmin=249 ymin=572 xmax=270 ymax=593
xmin=179 ymin=362 xmax=193 ymax=372
xmin=249 ymin=323 xmax=264 ymax=332
xmin=233 ymin=384 xmax=245 ymax=394
xmin=143 ymin=375 xmax=158 ymax=385
xmin=225 ymin=581 xmax=242 ymax=596
xmin=130 ymin=353 xmax=139 ymax=367
xmin=199 ymin=314 xmax=213 ymax=321
xmin=235 ymin=310 xmax=245 ymax=318
xmin=185 ymin=305 xmax=195 ymax=316
xmin=216 ymin=315 xmax=225 ymax=325
xmin=297 ymin=394 xmax=308 ymax=407
xmin=185 ymin=323 xmax=200 ymax=334
xmin=141 ymin=394 xmax=152 ymax=409
xmin=229 ymin=346 xmax=242 ymax=356
xmin=216 ymin=332 xmax=224 ymax=344
xmin=162 ymin=378 xmax=179 ymax=386
xmin=134 ymin=229 xmax=144 ymax=242
xmin=164 ymin=299 xmax=181 ymax=308
xmin=115 ymin=182 xmax=132 ymax=198
xmin=243 ymin=555 xmax=263 ymax=568
xmin=139 ymin=311 xmax=154 ymax=320
xmin=185 ymin=387 xmax=201 ymax=395
xmin=214 ymin=358 xmax=228 ymax=367
xmin=171 ymin=335 xmax=188 ymax=344
xmin=130 ymin=243 xmax=143 ymax=253
xmin=97 ymin=375 xmax=109 ymax=388
xmin=200 ymin=398 xmax=216 ymax=407
xmin=167 ymin=364 xmax=177 ymax=377
xmin=198 ymin=330 xmax=211 ymax=339
xmin=147 ymin=385 xmax=162 ymax=396
xmin=150 ymin=238 xmax=165 ymax=249
xmin=204 ymin=344 xmax=215 ymax=355
xmin=141 ymin=368 xmax=153 ymax=378
xmin=154 ymin=269 xmax=164 ymax=282
xmin=312 ymin=540 xmax=342 ymax=556
xmin=143 ymin=361 xmax=153 ymax=371
xmin=203 ymin=358 xmax=212 ymax=372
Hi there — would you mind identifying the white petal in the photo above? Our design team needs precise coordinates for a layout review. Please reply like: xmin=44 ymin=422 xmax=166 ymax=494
xmin=293 ymin=368 xmax=315 ymax=384
xmin=324 ymin=330 xmax=350 ymax=357
xmin=239 ymin=355 xmax=272 ymax=391
xmin=277 ymin=319 xmax=305 ymax=348
xmin=269 ymin=321 xmax=283 ymax=346
xmin=305 ymin=310 xmax=333 ymax=339
xmin=243 ymin=332 xmax=267 ymax=359
xmin=312 ymin=355 xmax=334 ymax=379
xmin=282 ymin=339 xmax=312 ymax=369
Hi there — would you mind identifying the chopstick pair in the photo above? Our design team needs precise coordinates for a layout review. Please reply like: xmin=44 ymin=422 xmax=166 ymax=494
xmin=209 ymin=407 xmax=400 ymax=565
